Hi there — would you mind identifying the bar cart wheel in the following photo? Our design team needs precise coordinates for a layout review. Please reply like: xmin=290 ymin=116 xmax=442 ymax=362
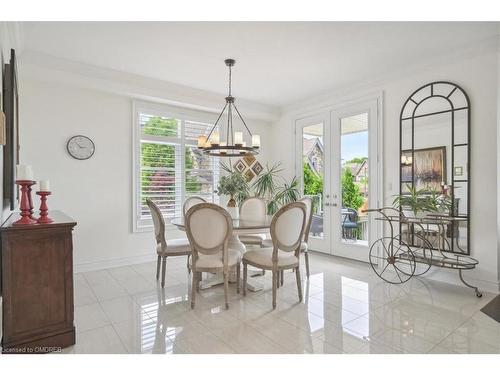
xmin=369 ymin=236 xmax=416 ymax=284
xmin=396 ymin=232 xmax=433 ymax=276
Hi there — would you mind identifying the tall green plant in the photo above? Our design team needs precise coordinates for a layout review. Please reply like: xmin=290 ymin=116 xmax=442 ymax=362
xmin=252 ymin=163 xmax=300 ymax=214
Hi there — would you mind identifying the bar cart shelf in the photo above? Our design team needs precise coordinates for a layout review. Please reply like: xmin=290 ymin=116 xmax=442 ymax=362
xmin=365 ymin=207 xmax=482 ymax=297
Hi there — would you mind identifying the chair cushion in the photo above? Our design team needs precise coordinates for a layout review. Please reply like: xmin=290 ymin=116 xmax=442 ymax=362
xmin=239 ymin=234 xmax=266 ymax=245
xmin=157 ymin=237 xmax=191 ymax=255
xmin=261 ymin=239 xmax=308 ymax=252
xmin=243 ymin=248 xmax=299 ymax=268
xmin=193 ymin=249 xmax=242 ymax=269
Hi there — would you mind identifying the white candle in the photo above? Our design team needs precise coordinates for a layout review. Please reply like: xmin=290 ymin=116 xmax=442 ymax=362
xmin=16 ymin=165 xmax=33 ymax=181
xmin=252 ymin=134 xmax=261 ymax=148
xmin=197 ymin=135 xmax=207 ymax=148
xmin=234 ymin=132 xmax=243 ymax=145
xmin=39 ymin=180 xmax=50 ymax=192
xmin=212 ymin=132 xmax=220 ymax=145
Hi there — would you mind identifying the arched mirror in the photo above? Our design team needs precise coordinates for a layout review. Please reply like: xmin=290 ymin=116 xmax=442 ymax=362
xmin=400 ymin=81 xmax=470 ymax=254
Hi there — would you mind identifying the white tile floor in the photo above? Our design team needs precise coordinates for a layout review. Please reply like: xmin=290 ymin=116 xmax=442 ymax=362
xmin=65 ymin=251 xmax=499 ymax=354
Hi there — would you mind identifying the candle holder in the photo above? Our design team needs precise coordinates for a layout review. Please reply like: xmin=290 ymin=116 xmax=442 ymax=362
xmin=13 ymin=180 xmax=37 ymax=225
xmin=36 ymin=191 xmax=54 ymax=224
xmin=28 ymin=181 xmax=37 ymax=220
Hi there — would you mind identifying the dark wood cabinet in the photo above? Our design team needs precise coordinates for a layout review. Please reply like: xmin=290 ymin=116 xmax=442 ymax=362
xmin=1 ymin=211 xmax=77 ymax=353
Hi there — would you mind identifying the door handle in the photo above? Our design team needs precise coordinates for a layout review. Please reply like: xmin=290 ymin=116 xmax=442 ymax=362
xmin=325 ymin=202 xmax=330 ymax=206
xmin=332 ymin=203 xmax=338 ymax=207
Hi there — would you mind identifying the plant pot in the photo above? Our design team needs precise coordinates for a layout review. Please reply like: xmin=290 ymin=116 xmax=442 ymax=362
xmin=403 ymin=210 xmax=427 ymax=219
xmin=227 ymin=197 xmax=239 ymax=220
xmin=226 ymin=206 xmax=239 ymax=220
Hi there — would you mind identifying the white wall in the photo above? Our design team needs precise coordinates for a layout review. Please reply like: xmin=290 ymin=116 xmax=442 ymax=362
xmin=272 ymin=49 xmax=500 ymax=292
xmin=19 ymin=69 xmax=273 ymax=272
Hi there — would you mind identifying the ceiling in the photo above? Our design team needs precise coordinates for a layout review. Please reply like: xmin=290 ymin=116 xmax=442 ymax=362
xmin=19 ymin=22 xmax=499 ymax=107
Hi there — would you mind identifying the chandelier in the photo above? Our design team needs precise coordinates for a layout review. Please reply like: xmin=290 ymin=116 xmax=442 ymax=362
xmin=197 ymin=59 xmax=260 ymax=157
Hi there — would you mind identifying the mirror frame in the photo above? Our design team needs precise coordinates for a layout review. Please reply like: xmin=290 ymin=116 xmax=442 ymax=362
xmin=399 ymin=81 xmax=470 ymax=254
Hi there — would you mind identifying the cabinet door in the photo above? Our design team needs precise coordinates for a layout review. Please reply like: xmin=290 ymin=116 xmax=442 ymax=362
xmin=2 ymin=229 xmax=74 ymax=344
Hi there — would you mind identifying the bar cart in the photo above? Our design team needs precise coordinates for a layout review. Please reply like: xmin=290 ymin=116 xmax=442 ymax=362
xmin=364 ymin=207 xmax=482 ymax=297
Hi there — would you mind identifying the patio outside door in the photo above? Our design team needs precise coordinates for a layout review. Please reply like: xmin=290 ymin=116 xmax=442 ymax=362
xmin=296 ymin=114 xmax=331 ymax=254
xmin=296 ymin=98 xmax=381 ymax=261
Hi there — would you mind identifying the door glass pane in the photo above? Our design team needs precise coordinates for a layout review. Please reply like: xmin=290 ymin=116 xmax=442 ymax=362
xmin=340 ymin=112 xmax=369 ymax=246
xmin=302 ymin=123 xmax=324 ymax=238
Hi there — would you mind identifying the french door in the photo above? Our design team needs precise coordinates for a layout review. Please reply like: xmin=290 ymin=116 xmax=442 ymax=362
xmin=296 ymin=98 xmax=381 ymax=262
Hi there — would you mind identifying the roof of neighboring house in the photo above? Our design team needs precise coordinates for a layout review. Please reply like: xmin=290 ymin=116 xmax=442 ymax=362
xmin=303 ymin=137 xmax=323 ymax=156
xmin=343 ymin=159 xmax=368 ymax=176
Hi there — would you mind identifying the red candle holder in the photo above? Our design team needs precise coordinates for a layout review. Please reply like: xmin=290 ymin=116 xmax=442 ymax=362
xmin=13 ymin=180 xmax=37 ymax=226
xmin=36 ymin=191 xmax=54 ymax=224
xmin=28 ymin=181 xmax=37 ymax=220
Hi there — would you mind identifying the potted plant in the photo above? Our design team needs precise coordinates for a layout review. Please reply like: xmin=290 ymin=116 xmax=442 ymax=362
xmin=393 ymin=184 xmax=452 ymax=217
xmin=215 ymin=163 xmax=250 ymax=219
xmin=252 ymin=163 xmax=300 ymax=214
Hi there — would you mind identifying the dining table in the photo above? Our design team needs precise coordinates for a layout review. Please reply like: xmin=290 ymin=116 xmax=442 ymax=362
xmin=171 ymin=215 xmax=273 ymax=292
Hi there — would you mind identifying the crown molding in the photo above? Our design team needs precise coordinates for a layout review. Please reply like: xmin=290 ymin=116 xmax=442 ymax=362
xmin=282 ymin=34 xmax=500 ymax=116
xmin=18 ymin=50 xmax=280 ymax=123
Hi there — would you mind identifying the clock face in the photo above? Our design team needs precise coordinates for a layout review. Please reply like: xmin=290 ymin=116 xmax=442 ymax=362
xmin=67 ymin=135 xmax=95 ymax=160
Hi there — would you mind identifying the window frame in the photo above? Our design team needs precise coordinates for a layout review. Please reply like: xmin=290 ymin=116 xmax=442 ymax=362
xmin=132 ymin=100 xmax=221 ymax=232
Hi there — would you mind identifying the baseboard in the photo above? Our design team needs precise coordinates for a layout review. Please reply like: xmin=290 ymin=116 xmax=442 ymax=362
xmin=421 ymin=267 xmax=500 ymax=294
xmin=74 ymin=252 xmax=158 ymax=273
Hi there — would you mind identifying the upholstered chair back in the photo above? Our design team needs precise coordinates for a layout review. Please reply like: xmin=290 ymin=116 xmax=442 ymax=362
xmin=185 ymin=203 xmax=232 ymax=258
xmin=270 ymin=201 xmax=306 ymax=255
xmin=298 ymin=197 xmax=313 ymax=242
xmin=146 ymin=199 xmax=166 ymax=246
xmin=240 ymin=197 xmax=267 ymax=222
xmin=183 ymin=196 xmax=207 ymax=217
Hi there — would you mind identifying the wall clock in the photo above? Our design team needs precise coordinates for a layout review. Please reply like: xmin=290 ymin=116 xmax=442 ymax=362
xmin=66 ymin=135 xmax=95 ymax=160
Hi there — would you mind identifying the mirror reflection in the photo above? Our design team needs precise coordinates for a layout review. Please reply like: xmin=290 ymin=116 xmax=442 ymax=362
xmin=400 ymin=82 xmax=470 ymax=254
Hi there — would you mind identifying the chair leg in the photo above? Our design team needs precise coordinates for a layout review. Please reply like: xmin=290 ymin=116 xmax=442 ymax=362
xmin=236 ymin=264 xmax=241 ymax=294
xmin=304 ymin=251 xmax=310 ymax=278
xmin=295 ymin=266 xmax=303 ymax=302
xmin=187 ymin=254 xmax=191 ymax=274
xmin=191 ymin=269 xmax=197 ymax=309
xmin=156 ymin=255 xmax=161 ymax=280
xmin=224 ymin=272 xmax=229 ymax=309
xmin=161 ymin=256 xmax=167 ymax=288
xmin=276 ymin=269 xmax=280 ymax=289
xmin=243 ymin=262 xmax=248 ymax=296
xmin=272 ymin=270 xmax=277 ymax=310
xmin=262 ymin=270 xmax=265 ymax=276
xmin=281 ymin=270 xmax=284 ymax=286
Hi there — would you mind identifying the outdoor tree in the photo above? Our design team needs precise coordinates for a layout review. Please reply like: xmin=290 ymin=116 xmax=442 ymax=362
xmin=303 ymin=162 xmax=323 ymax=213
xmin=141 ymin=117 xmax=201 ymax=209
xmin=341 ymin=168 xmax=364 ymax=210
xmin=303 ymin=163 xmax=323 ymax=196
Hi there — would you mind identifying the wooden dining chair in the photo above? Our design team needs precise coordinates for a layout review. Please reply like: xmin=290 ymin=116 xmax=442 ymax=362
xmin=146 ymin=199 xmax=191 ymax=288
xmin=183 ymin=196 xmax=207 ymax=217
xmin=238 ymin=197 xmax=267 ymax=246
xmin=242 ymin=201 xmax=307 ymax=309
xmin=185 ymin=203 xmax=242 ymax=309
xmin=262 ymin=196 xmax=313 ymax=279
